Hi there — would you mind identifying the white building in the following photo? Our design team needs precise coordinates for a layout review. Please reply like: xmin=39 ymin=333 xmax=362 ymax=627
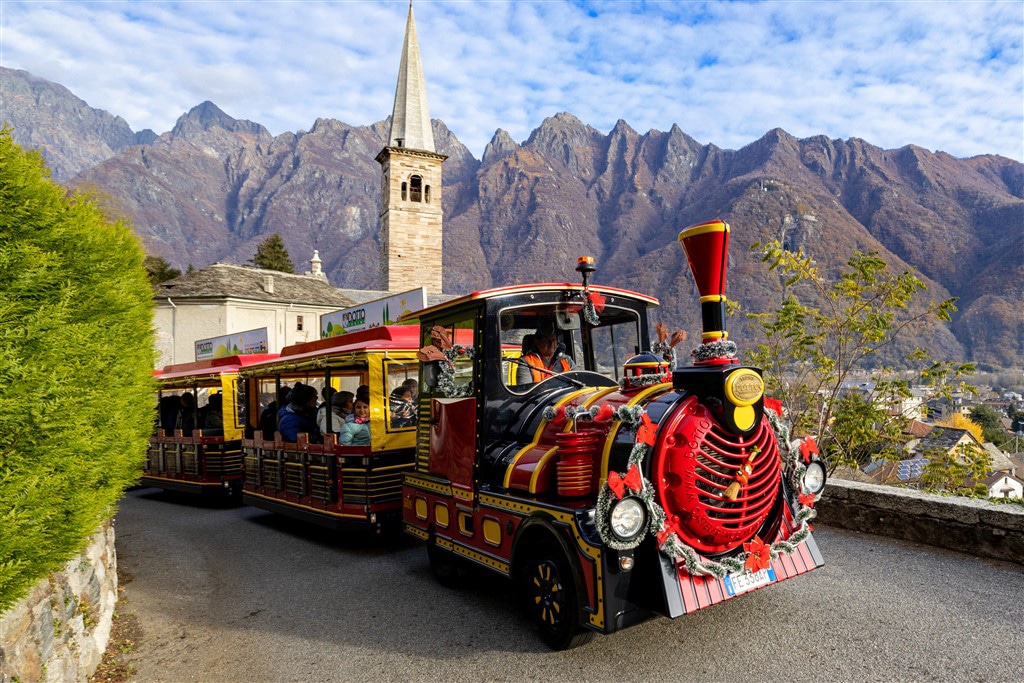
xmin=153 ymin=260 xmax=355 ymax=367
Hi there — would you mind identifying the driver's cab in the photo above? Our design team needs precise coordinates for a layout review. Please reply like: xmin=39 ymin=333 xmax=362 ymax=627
xmin=408 ymin=280 xmax=658 ymax=488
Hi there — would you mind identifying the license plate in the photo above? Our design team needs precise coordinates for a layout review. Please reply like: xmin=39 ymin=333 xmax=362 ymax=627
xmin=723 ymin=566 xmax=776 ymax=597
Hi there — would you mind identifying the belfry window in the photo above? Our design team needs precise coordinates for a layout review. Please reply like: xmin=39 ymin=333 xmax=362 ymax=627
xmin=401 ymin=182 xmax=407 ymax=201
xmin=425 ymin=185 xmax=431 ymax=203
xmin=410 ymin=175 xmax=423 ymax=202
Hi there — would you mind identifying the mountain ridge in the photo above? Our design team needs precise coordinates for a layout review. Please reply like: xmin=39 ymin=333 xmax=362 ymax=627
xmin=3 ymin=67 xmax=1021 ymax=367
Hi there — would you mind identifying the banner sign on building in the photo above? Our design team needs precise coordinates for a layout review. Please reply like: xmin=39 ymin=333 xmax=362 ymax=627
xmin=195 ymin=327 xmax=269 ymax=361
xmin=321 ymin=287 xmax=427 ymax=338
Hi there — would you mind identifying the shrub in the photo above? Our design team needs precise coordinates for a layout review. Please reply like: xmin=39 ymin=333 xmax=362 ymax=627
xmin=0 ymin=130 xmax=155 ymax=611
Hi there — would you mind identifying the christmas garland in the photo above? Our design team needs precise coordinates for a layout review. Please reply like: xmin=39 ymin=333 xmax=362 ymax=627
xmin=691 ymin=340 xmax=739 ymax=363
xmin=435 ymin=345 xmax=475 ymax=398
xmin=651 ymin=341 xmax=678 ymax=371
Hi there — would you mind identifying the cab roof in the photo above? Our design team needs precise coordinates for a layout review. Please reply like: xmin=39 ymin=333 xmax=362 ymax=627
xmin=239 ymin=325 xmax=421 ymax=374
xmin=399 ymin=283 xmax=659 ymax=323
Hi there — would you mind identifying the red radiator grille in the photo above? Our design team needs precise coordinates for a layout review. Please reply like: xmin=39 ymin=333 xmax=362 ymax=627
xmin=653 ymin=396 xmax=782 ymax=555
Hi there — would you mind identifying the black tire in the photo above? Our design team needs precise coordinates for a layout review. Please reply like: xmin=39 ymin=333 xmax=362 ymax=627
xmin=427 ymin=535 xmax=467 ymax=588
xmin=519 ymin=539 xmax=595 ymax=650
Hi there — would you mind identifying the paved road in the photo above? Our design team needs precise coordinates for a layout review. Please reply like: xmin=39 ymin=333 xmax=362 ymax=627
xmin=114 ymin=487 xmax=1022 ymax=682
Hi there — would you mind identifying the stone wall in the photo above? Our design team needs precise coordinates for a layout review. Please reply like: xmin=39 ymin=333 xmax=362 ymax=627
xmin=0 ymin=521 xmax=117 ymax=683
xmin=818 ymin=479 xmax=1024 ymax=565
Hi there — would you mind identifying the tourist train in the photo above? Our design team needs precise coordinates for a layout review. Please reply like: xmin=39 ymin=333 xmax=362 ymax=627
xmin=144 ymin=220 xmax=827 ymax=649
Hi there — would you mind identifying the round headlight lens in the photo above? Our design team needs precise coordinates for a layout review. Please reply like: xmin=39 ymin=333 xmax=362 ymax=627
xmin=610 ymin=497 xmax=647 ymax=540
xmin=802 ymin=461 xmax=827 ymax=495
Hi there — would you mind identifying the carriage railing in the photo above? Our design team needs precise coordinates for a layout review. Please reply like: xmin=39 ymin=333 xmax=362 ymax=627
xmin=146 ymin=433 xmax=243 ymax=480
xmin=241 ymin=432 xmax=414 ymax=507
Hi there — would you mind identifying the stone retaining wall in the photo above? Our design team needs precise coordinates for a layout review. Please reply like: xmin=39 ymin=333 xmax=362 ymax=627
xmin=818 ymin=479 xmax=1024 ymax=565
xmin=0 ymin=521 xmax=117 ymax=683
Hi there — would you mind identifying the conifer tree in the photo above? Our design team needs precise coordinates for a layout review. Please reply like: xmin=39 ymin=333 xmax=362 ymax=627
xmin=0 ymin=129 xmax=156 ymax=611
xmin=143 ymin=254 xmax=181 ymax=284
xmin=248 ymin=233 xmax=295 ymax=273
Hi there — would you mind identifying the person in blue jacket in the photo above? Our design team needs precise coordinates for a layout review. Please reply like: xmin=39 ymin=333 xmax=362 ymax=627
xmin=340 ymin=398 xmax=371 ymax=446
xmin=277 ymin=383 xmax=322 ymax=443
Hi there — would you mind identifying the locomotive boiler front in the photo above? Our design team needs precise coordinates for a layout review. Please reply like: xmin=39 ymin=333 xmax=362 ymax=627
xmin=649 ymin=220 xmax=780 ymax=557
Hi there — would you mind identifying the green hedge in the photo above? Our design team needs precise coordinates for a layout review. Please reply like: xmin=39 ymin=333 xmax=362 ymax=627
xmin=0 ymin=130 xmax=156 ymax=611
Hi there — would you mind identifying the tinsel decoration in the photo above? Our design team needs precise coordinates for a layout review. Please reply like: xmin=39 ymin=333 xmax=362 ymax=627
xmin=435 ymin=345 xmax=476 ymax=398
xmin=618 ymin=373 xmax=666 ymax=390
xmin=691 ymin=340 xmax=738 ymax=363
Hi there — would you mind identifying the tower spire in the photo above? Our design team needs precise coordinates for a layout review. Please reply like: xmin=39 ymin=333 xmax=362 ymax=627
xmin=388 ymin=2 xmax=435 ymax=151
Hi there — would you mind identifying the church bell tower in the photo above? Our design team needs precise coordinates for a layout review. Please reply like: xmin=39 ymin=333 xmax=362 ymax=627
xmin=376 ymin=2 xmax=446 ymax=293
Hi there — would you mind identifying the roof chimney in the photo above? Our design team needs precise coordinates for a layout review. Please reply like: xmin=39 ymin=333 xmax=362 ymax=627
xmin=263 ymin=274 xmax=274 ymax=294
xmin=305 ymin=250 xmax=328 ymax=283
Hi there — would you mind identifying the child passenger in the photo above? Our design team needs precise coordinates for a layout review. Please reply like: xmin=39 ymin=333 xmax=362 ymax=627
xmin=339 ymin=398 xmax=371 ymax=445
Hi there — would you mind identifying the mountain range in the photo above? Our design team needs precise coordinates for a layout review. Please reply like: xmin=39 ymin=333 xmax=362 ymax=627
xmin=2 ymin=66 xmax=1021 ymax=368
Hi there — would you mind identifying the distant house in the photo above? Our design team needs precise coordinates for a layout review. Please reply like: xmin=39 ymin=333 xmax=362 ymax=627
xmin=866 ymin=427 xmax=985 ymax=488
xmin=981 ymin=472 xmax=1023 ymax=499
xmin=906 ymin=427 xmax=981 ymax=458
xmin=153 ymin=259 xmax=356 ymax=367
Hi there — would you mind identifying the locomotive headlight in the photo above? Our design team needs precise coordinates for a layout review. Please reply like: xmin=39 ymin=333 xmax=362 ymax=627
xmin=801 ymin=461 xmax=827 ymax=495
xmin=609 ymin=497 xmax=647 ymax=541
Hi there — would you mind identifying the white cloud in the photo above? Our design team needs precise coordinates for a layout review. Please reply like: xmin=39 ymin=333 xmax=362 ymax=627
xmin=1 ymin=0 xmax=1020 ymax=161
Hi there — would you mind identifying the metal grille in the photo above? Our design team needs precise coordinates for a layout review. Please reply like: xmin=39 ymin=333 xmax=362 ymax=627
xmin=309 ymin=465 xmax=334 ymax=501
xmin=244 ymin=456 xmax=261 ymax=486
xmin=263 ymin=459 xmax=282 ymax=490
xmin=284 ymin=462 xmax=306 ymax=496
xmin=180 ymin=446 xmax=199 ymax=476
xmin=341 ymin=468 xmax=407 ymax=505
xmin=692 ymin=419 xmax=779 ymax=528
xmin=205 ymin=447 xmax=244 ymax=476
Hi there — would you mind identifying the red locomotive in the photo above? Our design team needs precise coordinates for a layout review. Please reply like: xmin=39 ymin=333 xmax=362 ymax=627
xmin=402 ymin=220 xmax=826 ymax=649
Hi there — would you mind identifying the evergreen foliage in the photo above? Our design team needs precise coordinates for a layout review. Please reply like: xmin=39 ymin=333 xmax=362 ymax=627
xmin=0 ymin=130 xmax=156 ymax=612
xmin=248 ymin=233 xmax=295 ymax=273
xmin=143 ymin=255 xmax=181 ymax=285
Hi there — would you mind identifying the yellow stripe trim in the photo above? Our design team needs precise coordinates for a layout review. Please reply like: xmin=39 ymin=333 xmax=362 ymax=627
xmin=678 ymin=220 xmax=730 ymax=240
xmin=244 ymin=490 xmax=368 ymax=520
xmin=599 ymin=383 xmax=671 ymax=483
xmin=699 ymin=295 xmax=727 ymax=303
xmin=503 ymin=387 xmax=595 ymax=489
xmin=701 ymin=330 xmax=729 ymax=340
xmin=528 ymin=447 xmax=560 ymax=494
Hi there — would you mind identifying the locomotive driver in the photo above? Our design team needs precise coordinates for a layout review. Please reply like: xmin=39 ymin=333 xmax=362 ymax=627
xmin=515 ymin=317 xmax=576 ymax=385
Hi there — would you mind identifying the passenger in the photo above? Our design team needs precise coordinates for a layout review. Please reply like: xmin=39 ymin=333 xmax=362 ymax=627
xmin=340 ymin=398 xmax=371 ymax=446
xmin=159 ymin=394 xmax=180 ymax=436
xmin=402 ymin=378 xmax=419 ymax=403
xmin=199 ymin=393 xmax=224 ymax=431
xmin=389 ymin=385 xmax=416 ymax=428
xmin=176 ymin=392 xmax=197 ymax=435
xmin=356 ymin=384 xmax=370 ymax=405
xmin=259 ymin=386 xmax=291 ymax=440
xmin=277 ymin=384 xmax=322 ymax=443
xmin=319 ymin=390 xmax=354 ymax=435
xmin=315 ymin=386 xmax=337 ymax=435
xmin=515 ymin=317 xmax=576 ymax=385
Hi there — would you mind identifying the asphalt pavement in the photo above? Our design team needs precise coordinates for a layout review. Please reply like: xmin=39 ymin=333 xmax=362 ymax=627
xmin=113 ymin=487 xmax=1023 ymax=682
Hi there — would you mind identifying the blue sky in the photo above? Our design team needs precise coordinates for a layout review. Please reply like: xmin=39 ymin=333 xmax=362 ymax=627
xmin=2 ymin=0 xmax=1021 ymax=161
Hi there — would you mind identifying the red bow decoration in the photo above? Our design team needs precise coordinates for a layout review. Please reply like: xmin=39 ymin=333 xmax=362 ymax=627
xmin=623 ymin=464 xmax=643 ymax=492
xmin=763 ymin=397 xmax=783 ymax=416
xmin=549 ymin=406 xmax=567 ymax=428
xmin=429 ymin=325 xmax=453 ymax=350
xmin=636 ymin=412 xmax=657 ymax=446
xmin=799 ymin=436 xmax=819 ymax=464
xmin=594 ymin=402 xmax=614 ymax=422
xmin=743 ymin=536 xmax=772 ymax=573
xmin=587 ymin=291 xmax=606 ymax=313
xmin=607 ymin=464 xmax=644 ymax=500
xmin=798 ymin=492 xmax=816 ymax=508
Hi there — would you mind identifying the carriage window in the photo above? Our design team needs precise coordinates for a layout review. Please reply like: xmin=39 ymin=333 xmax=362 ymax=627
xmin=410 ymin=175 xmax=422 ymax=202
xmin=386 ymin=361 xmax=419 ymax=429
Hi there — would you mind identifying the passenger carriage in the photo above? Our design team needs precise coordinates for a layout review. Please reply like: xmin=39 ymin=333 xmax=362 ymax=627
xmin=238 ymin=325 xmax=421 ymax=533
xmin=145 ymin=354 xmax=277 ymax=498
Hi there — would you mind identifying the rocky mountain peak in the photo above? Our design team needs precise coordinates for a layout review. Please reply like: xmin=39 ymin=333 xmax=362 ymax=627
xmin=482 ymin=129 xmax=518 ymax=163
xmin=170 ymin=101 xmax=268 ymax=139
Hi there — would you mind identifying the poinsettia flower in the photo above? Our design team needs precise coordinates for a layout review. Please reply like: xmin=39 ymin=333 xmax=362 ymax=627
xmin=798 ymin=492 xmax=816 ymax=508
xmin=763 ymin=397 xmax=783 ymax=416
xmin=587 ymin=291 xmax=606 ymax=313
xmin=607 ymin=471 xmax=626 ymax=499
xmin=799 ymin=436 xmax=819 ymax=464
xmin=623 ymin=464 xmax=643 ymax=493
xmin=743 ymin=536 xmax=772 ymax=573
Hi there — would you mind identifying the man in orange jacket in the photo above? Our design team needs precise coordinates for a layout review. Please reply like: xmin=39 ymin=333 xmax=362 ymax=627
xmin=515 ymin=317 xmax=577 ymax=385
